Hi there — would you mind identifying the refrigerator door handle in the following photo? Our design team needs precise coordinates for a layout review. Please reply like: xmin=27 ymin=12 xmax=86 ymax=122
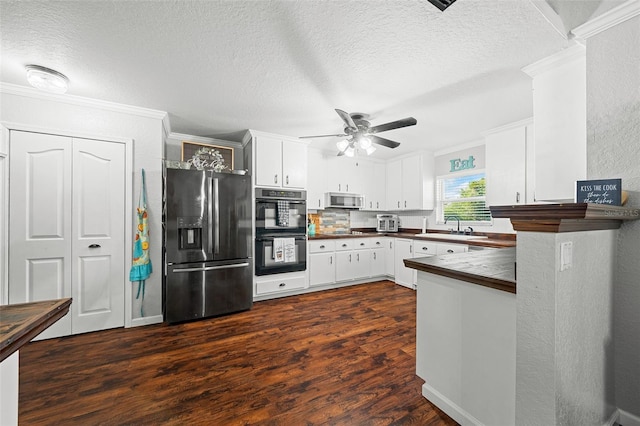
xmin=172 ymin=262 xmax=250 ymax=273
xmin=207 ymin=177 xmax=214 ymax=254
xmin=213 ymin=177 xmax=220 ymax=255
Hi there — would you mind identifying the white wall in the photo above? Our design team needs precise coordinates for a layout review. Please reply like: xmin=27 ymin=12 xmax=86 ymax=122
xmin=516 ymin=230 xmax=617 ymax=426
xmin=0 ymin=85 xmax=166 ymax=324
xmin=584 ymin=13 xmax=640 ymax=420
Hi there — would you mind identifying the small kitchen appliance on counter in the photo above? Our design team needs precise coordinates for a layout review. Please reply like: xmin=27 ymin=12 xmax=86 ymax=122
xmin=376 ymin=214 xmax=399 ymax=232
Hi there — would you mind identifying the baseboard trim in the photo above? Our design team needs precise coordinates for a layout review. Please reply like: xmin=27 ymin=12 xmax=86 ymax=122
xmin=130 ymin=315 xmax=163 ymax=327
xmin=619 ymin=409 xmax=640 ymax=426
xmin=422 ymin=382 xmax=484 ymax=426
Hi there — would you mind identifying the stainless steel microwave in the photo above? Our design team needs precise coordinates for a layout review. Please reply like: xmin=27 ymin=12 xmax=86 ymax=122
xmin=325 ymin=192 xmax=364 ymax=209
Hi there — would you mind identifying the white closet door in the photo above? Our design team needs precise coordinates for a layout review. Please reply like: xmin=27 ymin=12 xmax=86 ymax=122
xmin=9 ymin=131 xmax=126 ymax=338
xmin=9 ymin=131 xmax=73 ymax=338
xmin=72 ymin=138 xmax=125 ymax=334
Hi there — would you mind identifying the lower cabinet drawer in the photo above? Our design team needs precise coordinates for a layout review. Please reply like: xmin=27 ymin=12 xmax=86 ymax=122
xmin=256 ymin=275 xmax=307 ymax=295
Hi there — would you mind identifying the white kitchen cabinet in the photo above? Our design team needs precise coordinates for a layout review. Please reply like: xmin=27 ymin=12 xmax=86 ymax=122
xmin=326 ymin=157 xmax=363 ymax=194
xmin=386 ymin=153 xmax=435 ymax=211
xmin=385 ymin=238 xmax=395 ymax=277
xmin=309 ymin=252 xmax=335 ymax=286
xmin=394 ymin=239 xmax=415 ymax=289
xmin=485 ymin=121 xmax=530 ymax=207
xmin=364 ymin=161 xmax=386 ymax=211
xmin=307 ymin=148 xmax=327 ymax=210
xmin=255 ymin=272 xmax=307 ymax=295
xmin=370 ymin=248 xmax=385 ymax=277
xmin=254 ymin=133 xmax=307 ymax=189
xmin=413 ymin=241 xmax=438 ymax=257
xmin=309 ymin=240 xmax=336 ymax=287
xmin=335 ymin=239 xmax=370 ymax=282
xmin=523 ymin=44 xmax=586 ymax=201
xmin=436 ymin=243 xmax=468 ymax=255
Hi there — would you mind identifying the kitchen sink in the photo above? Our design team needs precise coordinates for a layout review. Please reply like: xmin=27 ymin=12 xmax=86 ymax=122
xmin=415 ymin=233 xmax=488 ymax=241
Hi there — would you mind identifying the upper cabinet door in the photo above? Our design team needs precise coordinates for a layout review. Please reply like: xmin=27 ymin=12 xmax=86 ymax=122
xmin=386 ymin=159 xmax=402 ymax=210
xmin=255 ymin=135 xmax=283 ymax=188
xmin=282 ymin=139 xmax=307 ymax=189
xmin=402 ymin=156 xmax=422 ymax=210
xmin=485 ymin=124 xmax=527 ymax=206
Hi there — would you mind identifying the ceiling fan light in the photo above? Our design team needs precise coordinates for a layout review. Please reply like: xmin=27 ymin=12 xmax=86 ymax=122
xmin=365 ymin=145 xmax=376 ymax=155
xmin=344 ymin=147 xmax=355 ymax=157
xmin=359 ymin=137 xmax=372 ymax=150
xmin=336 ymin=139 xmax=349 ymax=151
xmin=25 ymin=65 xmax=69 ymax=94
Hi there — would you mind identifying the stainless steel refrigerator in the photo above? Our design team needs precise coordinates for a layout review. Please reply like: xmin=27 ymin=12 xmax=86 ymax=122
xmin=163 ymin=168 xmax=252 ymax=324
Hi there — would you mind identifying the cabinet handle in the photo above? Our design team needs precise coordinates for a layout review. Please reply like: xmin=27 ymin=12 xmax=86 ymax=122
xmin=274 ymin=174 xmax=278 ymax=184
xmin=376 ymin=242 xmax=381 ymax=245
xmin=88 ymin=244 xmax=101 ymax=249
xmin=318 ymin=199 xmax=321 ymax=207
xmin=370 ymin=201 xmax=372 ymax=208
xmin=376 ymin=202 xmax=379 ymax=209
xmin=320 ymin=245 xmax=325 ymax=249
xmin=286 ymin=175 xmax=289 ymax=185
xmin=342 ymin=243 xmax=347 ymax=247
xmin=357 ymin=253 xmax=360 ymax=261
xmin=516 ymin=191 xmax=521 ymax=203
xmin=373 ymin=252 xmax=377 ymax=260
xmin=398 ymin=201 xmax=400 ymax=208
xmin=349 ymin=254 xmax=352 ymax=262
xmin=447 ymin=249 xmax=454 ymax=253
xmin=360 ymin=242 xmax=365 ymax=246
xmin=339 ymin=184 xmax=341 ymax=191
xmin=279 ymin=282 xmax=286 ymax=287
xmin=404 ymin=200 xmax=407 ymax=208
xmin=330 ymin=256 xmax=333 ymax=265
xmin=410 ymin=245 xmax=413 ymax=253
xmin=346 ymin=184 xmax=349 ymax=192
xmin=422 ymin=247 xmax=428 ymax=251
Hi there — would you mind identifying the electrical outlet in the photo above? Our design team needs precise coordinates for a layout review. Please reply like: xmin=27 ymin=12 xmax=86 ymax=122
xmin=560 ymin=242 xmax=573 ymax=271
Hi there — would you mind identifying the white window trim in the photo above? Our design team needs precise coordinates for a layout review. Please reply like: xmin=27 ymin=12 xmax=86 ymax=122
xmin=436 ymin=169 xmax=492 ymax=226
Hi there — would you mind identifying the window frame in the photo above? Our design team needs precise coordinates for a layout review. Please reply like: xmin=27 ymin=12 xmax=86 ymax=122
xmin=436 ymin=169 xmax=492 ymax=226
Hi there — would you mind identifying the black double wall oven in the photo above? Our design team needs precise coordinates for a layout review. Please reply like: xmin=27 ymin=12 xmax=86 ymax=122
xmin=255 ymin=188 xmax=307 ymax=276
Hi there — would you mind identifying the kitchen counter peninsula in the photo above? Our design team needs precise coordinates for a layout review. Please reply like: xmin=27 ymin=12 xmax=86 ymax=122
xmin=404 ymin=247 xmax=516 ymax=293
xmin=406 ymin=247 xmax=516 ymax=425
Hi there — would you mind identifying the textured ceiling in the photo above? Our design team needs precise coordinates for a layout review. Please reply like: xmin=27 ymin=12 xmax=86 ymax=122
xmin=0 ymin=0 xmax=608 ymax=158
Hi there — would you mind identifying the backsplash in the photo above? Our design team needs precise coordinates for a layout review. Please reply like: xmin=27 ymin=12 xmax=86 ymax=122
xmin=308 ymin=210 xmax=351 ymax=234
xmin=309 ymin=209 xmax=433 ymax=234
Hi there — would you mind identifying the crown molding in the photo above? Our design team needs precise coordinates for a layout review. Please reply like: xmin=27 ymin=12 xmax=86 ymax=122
xmin=482 ymin=118 xmax=533 ymax=137
xmin=521 ymin=42 xmax=585 ymax=77
xmin=529 ymin=0 xmax=568 ymax=40
xmin=0 ymin=83 xmax=170 ymax=134
xmin=572 ymin=0 xmax=640 ymax=40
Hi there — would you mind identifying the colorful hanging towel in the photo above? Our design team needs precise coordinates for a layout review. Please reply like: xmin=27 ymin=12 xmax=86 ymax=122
xmin=129 ymin=169 xmax=152 ymax=316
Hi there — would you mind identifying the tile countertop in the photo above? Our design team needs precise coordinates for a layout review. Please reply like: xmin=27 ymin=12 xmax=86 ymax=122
xmin=308 ymin=230 xmax=516 ymax=249
xmin=404 ymin=247 xmax=517 ymax=294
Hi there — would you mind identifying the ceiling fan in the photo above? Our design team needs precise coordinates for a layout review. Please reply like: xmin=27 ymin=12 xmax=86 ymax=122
xmin=300 ymin=109 xmax=417 ymax=157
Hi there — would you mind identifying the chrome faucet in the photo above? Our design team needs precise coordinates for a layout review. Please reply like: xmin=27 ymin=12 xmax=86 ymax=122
xmin=444 ymin=215 xmax=461 ymax=234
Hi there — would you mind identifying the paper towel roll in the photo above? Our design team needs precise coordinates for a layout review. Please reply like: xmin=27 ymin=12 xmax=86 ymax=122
xmin=421 ymin=217 xmax=427 ymax=234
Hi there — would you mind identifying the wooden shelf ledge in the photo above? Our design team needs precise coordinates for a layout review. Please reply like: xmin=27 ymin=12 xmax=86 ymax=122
xmin=490 ymin=203 xmax=640 ymax=233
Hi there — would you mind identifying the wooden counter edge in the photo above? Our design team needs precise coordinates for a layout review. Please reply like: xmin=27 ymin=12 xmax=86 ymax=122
xmin=0 ymin=298 xmax=72 ymax=363
xmin=404 ymin=258 xmax=516 ymax=294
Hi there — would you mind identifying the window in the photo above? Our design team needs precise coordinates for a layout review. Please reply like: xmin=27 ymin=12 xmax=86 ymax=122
xmin=436 ymin=171 xmax=492 ymax=224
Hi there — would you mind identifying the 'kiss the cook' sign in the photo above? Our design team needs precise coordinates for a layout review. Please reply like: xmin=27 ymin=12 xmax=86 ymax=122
xmin=576 ymin=178 xmax=622 ymax=205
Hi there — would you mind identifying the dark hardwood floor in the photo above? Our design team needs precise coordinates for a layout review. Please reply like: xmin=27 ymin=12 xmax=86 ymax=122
xmin=18 ymin=280 xmax=457 ymax=425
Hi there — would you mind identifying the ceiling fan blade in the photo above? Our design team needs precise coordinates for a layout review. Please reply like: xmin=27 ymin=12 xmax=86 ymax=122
xmin=369 ymin=117 xmax=417 ymax=134
xmin=337 ymin=150 xmax=346 ymax=156
xmin=370 ymin=135 xmax=401 ymax=149
xmin=299 ymin=133 xmax=347 ymax=139
xmin=335 ymin=109 xmax=358 ymax=131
